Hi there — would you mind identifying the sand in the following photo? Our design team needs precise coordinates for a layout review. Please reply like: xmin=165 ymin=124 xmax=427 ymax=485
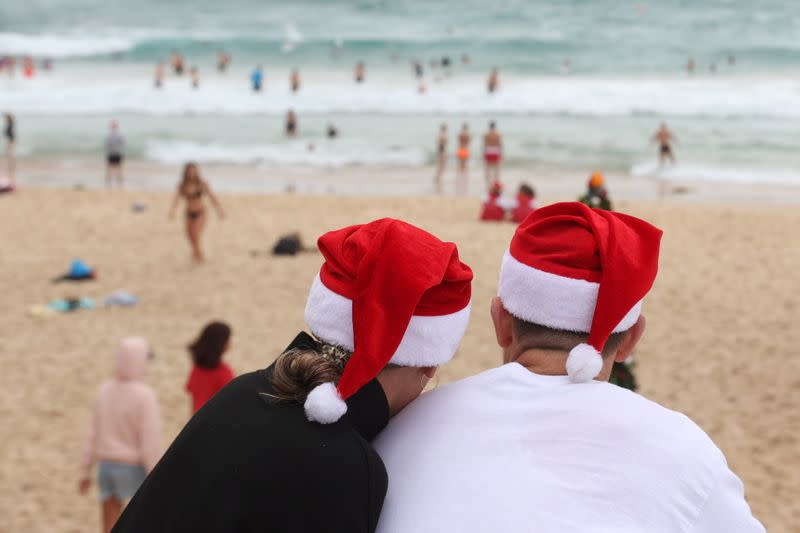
xmin=0 ymin=186 xmax=797 ymax=532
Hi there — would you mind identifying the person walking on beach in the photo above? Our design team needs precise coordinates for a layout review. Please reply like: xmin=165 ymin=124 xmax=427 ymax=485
xmin=186 ymin=321 xmax=234 ymax=414
xmin=290 ymin=68 xmax=301 ymax=92
xmin=105 ymin=121 xmax=125 ymax=189
xmin=79 ymin=337 xmax=163 ymax=533
xmin=108 ymin=218 xmax=473 ymax=533
xmin=4 ymin=113 xmax=15 ymax=180
xmin=373 ymin=202 xmax=765 ymax=533
xmin=652 ymin=122 xmax=676 ymax=167
xmin=456 ymin=123 xmax=471 ymax=194
xmin=250 ymin=65 xmax=263 ymax=92
xmin=487 ymin=67 xmax=499 ymax=93
xmin=433 ymin=124 xmax=447 ymax=194
xmin=168 ymin=162 xmax=225 ymax=264
xmin=483 ymin=121 xmax=502 ymax=186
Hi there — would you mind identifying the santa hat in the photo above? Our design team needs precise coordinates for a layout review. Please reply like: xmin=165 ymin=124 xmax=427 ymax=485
xmin=303 ymin=218 xmax=473 ymax=423
xmin=498 ymin=202 xmax=662 ymax=383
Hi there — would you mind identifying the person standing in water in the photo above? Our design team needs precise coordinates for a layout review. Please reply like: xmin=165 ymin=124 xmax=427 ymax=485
xmin=652 ymin=122 xmax=676 ymax=167
xmin=355 ymin=61 xmax=365 ymax=83
xmin=487 ymin=67 xmax=499 ymax=93
xmin=285 ymin=110 xmax=298 ymax=137
xmin=290 ymin=68 xmax=301 ymax=92
xmin=217 ymin=51 xmax=231 ymax=73
xmin=433 ymin=124 xmax=447 ymax=194
xmin=251 ymin=65 xmax=264 ymax=92
xmin=456 ymin=123 xmax=471 ymax=195
xmin=171 ymin=51 xmax=184 ymax=75
xmin=4 ymin=113 xmax=15 ymax=180
xmin=190 ymin=66 xmax=200 ymax=89
xmin=105 ymin=120 xmax=125 ymax=189
xmin=154 ymin=60 xmax=165 ymax=88
xmin=483 ymin=121 xmax=502 ymax=186
xmin=168 ymin=162 xmax=225 ymax=264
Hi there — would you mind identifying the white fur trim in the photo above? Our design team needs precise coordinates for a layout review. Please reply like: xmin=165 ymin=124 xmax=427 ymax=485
xmin=566 ymin=343 xmax=603 ymax=383
xmin=498 ymin=251 xmax=641 ymax=333
xmin=304 ymin=273 xmax=471 ymax=367
xmin=304 ymin=382 xmax=347 ymax=424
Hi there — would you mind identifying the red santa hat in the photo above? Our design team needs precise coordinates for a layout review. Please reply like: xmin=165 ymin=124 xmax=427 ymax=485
xmin=498 ymin=202 xmax=662 ymax=383
xmin=303 ymin=218 xmax=473 ymax=423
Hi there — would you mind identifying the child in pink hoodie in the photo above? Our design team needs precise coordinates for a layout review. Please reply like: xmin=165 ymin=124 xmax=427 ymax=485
xmin=79 ymin=337 xmax=163 ymax=533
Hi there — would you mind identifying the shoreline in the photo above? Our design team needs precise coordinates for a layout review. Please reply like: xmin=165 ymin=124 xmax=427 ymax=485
xmin=9 ymin=156 xmax=800 ymax=205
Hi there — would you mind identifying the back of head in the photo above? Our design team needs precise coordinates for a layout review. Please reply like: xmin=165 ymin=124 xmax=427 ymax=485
xmin=518 ymin=184 xmax=534 ymax=198
xmin=189 ymin=321 xmax=231 ymax=369
xmin=498 ymin=202 xmax=662 ymax=382
xmin=114 ymin=336 xmax=150 ymax=381
xmin=276 ymin=218 xmax=473 ymax=424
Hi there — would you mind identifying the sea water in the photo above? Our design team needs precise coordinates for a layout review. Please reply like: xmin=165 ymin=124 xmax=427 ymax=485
xmin=2 ymin=0 xmax=799 ymax=186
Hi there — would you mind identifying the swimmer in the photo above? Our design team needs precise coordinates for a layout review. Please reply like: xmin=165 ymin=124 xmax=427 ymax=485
xmin=23 ymin=56 xmax=35 ymax=78
xmin=168 ymin=162 xmax=225 ymax=264
xmin=154 ymin=59 xmax=165 ymax=88
xmin=483 ymin=121 xmax=502 ymax=185
xmin=413 ymin=60 xmax=424 ymax=79
xmin=651 ymin=122 xmax=676 ymax=167
xmin=286 ymin=109 xmax=298 ymax=137
xmin=326 ymin=123 xmax=338 ymax=139
xmin=456 ymin=123 xmax=471 ymax=194
xmin=354 ymin=61 xmax=365 ymax=83
xmin=4 ymin=113 xmax=15 ymax=180
xmin=433 ymin=124 xmax=447 ymax=194
xmin=190 ymin=66 xmax=200 ymax=89
xmin=217 ymin=51 xmax=231 ymax=73
xmin=487 ymin=67 xmax=499 ymax=93
xmin=171 ymin=51 xmax=184 ymax=75
xmin=290 ymin=68 xmax=301 ymax=92
xmin=461 ymin=53 xmax=471 ymax=64
xmin=687 ymin=57 xmax=695 ymax=75
xmin=251 ymin=65 xmax=264 ymax=92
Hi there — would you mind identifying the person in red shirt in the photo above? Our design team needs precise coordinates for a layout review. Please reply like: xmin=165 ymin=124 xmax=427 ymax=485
xmin=186 ymin=321 xmax=234 ymax=413
xmin=510 ymin=183 xmax=537 ymax=223
xmin=480 ymin=181 xmax=506 ymax=221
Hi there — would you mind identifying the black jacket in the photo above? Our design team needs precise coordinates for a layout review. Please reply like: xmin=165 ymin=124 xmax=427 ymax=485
xmin=112 ymin=333 xmax=390 ymax=533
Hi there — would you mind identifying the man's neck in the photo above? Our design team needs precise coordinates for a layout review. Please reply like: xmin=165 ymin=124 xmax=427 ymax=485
xmin=511 ymin=349 xmax=570 ymax=376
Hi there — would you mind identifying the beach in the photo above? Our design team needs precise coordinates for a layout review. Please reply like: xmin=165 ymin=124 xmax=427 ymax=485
xmin=0 ymin=184 xmax=797 ymax=532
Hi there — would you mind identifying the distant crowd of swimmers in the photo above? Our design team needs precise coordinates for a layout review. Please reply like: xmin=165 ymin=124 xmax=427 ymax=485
xmin=433 ymin=121 xmax=503 ymax=195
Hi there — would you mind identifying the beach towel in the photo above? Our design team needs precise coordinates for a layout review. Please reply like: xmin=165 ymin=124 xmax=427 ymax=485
xmin=105 ymin=290 xmax=139 ymax=307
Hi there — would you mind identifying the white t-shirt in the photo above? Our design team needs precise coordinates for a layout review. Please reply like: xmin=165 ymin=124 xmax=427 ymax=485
xmin=374 ymin=363 xmax=764 ymax=533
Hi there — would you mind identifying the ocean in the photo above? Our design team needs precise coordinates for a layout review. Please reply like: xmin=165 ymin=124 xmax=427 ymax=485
xmin=2 ymin=0 xmax=800 ymax=186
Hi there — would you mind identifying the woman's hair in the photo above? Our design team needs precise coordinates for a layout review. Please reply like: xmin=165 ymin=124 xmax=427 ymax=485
xmin=518 ymin=184 xmax=535 ymax=197
xmin=270 ymin=344 xmax=350 ymax=403
xmin=179 ymin=162 xmax=200 ymax=191
xmin=188 ymin=321 xmax=231 ymax=369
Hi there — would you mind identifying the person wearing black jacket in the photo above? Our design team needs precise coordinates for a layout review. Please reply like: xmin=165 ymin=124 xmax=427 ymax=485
xmin=111 ymin=218 xmax=474 ymax=533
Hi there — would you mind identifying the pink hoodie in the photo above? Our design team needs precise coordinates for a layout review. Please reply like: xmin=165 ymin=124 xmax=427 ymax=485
xmin=81 ymin=337 xmax=163 ymax=479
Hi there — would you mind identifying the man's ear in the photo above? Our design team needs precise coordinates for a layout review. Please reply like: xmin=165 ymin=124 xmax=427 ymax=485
xmin=490 ymin=297 xmax=513 ymax=349
xmin=614 ymin=315 xmax=646 ymax=362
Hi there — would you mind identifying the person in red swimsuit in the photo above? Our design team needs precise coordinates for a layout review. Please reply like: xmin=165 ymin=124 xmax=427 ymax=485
xmin=186 ymin=321 xmax=234 ymax=413
xmin=483 ymin=121 xmax=502 ymax=186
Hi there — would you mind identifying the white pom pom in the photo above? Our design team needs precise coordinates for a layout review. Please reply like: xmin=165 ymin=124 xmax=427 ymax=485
xmin=566 ymin=343 xmax=603 ymax=383
xmin=304 ymin=382 xmax=347 ymax=424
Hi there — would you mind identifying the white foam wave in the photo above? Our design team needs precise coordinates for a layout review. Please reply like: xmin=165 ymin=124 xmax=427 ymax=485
xmin=631 ymin=161 xmax=800 ymax=186
xmin=144 ymin=139 xmax=426 ymax=168
xmin=2 ymin=75 xmax=798 ymax=117
xmin=0 ymin=33 xmax=137 ymax=58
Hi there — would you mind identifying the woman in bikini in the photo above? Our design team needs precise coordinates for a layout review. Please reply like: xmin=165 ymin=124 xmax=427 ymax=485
xmin=168 ymin=162 xmax=224 ymax=263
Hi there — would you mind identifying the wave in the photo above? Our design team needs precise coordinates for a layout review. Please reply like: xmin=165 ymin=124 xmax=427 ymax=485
xmin=630 ymin=161 xmax=800 ymax=186
xmin=0 ymin=33 xmax=138 ymax=58
xmin=2 ymin=75 xmax=799 ymax=118
xmin=144 ymin=140 xmax=427 ymax=167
